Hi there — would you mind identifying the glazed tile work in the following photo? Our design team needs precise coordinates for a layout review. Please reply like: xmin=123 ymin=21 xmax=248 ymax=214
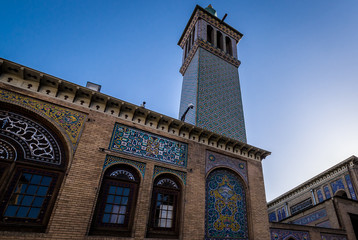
xmin=268 ymin=212 xmax=277 ymax=222
xmin=109 ymin=123 xmax=188 ymax=167
xmin=345 ymin=174 xmax=357 ymax=200
xmin=321 ymin=233 xmax=347 ymax=240
xmin=206 ymin=151 xmax=247 ymax=183
xmin=103 ymin=155 xmax=146 ymax=178
xmin=316 ymin=220 xmax=331 ymax=228
xmin=153 ymin=166 xmax=187 ymax=185
xmin=291 ymin=208 xmax=327 ymax=225
xmin=324 ymin=185 xmax=331 ymax=199
xmin=277 ymin=206 xmax=286 ymax=221
xmin=197 ymin=48 xmax=246 ymax=142
xmin=205 ymin=169 xmax=248 ymax=240
xmin=330 ymin=178 xmax=345 ymax=194
xmin=317 ymin=189 xmax=324 ymax=202
xmin=179 ymin=50 xmax=199 ymax=125
xmin=0 ymin=89 xmax=86 ymax=148
xmin=270 ymin=229 xmax=310 ymax=240
xmin=0 ymin=111 xmax=62 ymax=165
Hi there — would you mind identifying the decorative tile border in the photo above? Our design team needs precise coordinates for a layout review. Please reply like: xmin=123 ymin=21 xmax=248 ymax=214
xmin=103 ymin=155 xmax=146 ymax=178
xmin=345 ymin=174 xmax=357 ymax=200
xmin=206 ymin=151 xmax=247 ymax=183
xmin=324 ymin=185 xmax=331 ymax=199
xmin=0 ymin=89 xmax=86 ymax=148
xmin=270 ymin=229 xmax=310 ymax=240
xmin=109 ymin=123 xmax=188 ymax=168
xmin=291 ymin=208 xmax=327 ymax=225
xmin=321 ymin=233 xmax=347 ymax=240
xmin=153 ymin=166 xmax=187 ymax=185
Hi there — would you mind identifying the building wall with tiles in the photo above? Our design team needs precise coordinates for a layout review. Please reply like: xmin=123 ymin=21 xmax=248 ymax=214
xmin=0 ymin=82 xmax=270 ymax=240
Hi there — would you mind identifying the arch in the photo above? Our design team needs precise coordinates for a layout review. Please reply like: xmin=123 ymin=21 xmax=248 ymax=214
xmin=0 ymin=103 xmax=69 ymax=232
xmin=335 ymin=189 xmax=348 ymax=198
xmin=90 ymin=164 xmax=140 ymax=237
xmin=217 ymin=31 xmax=223 ymax=50
xmin=207 ymin=25 xmax=214 ymax=44
xmin=225 ymin=36 xmax=233 ymax=56
xmin=205 ymin=168 xmax=248 ymax=239
xmin=147 ymin=173 xmax=181 ymax=238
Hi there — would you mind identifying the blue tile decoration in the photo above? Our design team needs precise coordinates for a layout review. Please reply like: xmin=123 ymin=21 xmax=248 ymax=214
xmin=317 ymin=189 xmax=324 ymax=203
xmin=268 ymin=212 xmax=277 ymax=222
xmin=103 ymin=155 xmax=146 ymax=178
xmin=290 ymin=198 xmax=312 ymax=215
xmin=324 ymin=185 xmax=331 ymax=199
xmin=205 ymin=169 xmax=248 ymax=239
xmin=331 ymin=178 xmax=345 ymax=195
xmin=153 ymin=166 xmax=187 ymax=185
xmin=321 ymin=233 xmax=347 ymax=240
xmin=179 ymin=47 xmax=247 ymax=143
xmin=179 ymin=50 xmax=199 ymax=125
xmin=270 ymin=229 xmax=310 ymax=240
xmin=277 ymin=206 xmax=286 ymax=221
xmin=316 ymin=220 xmax=331 ymax=228
xmin=0 ymin=89 xmax=86 ymax=148
xmin=277 ymin=209 xmax=282 ymax=221
xmin=344 ymin=174 xmax=357 ymax=200
xmin=197 ymin=48 xmax=246 ymax=142
xmin=291 ymin=208 xmax=327 ymax=225
xmin=109 ymin=123 xmax=188 ymax=167
xmin=206 ymin=151 xmax=247 ymax=183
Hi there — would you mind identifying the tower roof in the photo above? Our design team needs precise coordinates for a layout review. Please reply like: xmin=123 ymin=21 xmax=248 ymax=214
xmin=204 ymin=4 xmax=217 ymax=17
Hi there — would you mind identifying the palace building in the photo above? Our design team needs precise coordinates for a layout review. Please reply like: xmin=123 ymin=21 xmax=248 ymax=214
xmin=0 ymin=4 xmax=357 ymax=240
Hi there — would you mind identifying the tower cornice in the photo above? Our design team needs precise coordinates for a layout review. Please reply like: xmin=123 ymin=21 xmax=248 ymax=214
xmin=178 ymin=5 xmax=243 ymax=48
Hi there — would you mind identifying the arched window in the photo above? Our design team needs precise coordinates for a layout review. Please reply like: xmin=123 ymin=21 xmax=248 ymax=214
xmin=217 ymin=31 xmax=223 ymax=50
xmin=147 ymin=174 xmax=181 ymax=238
xmin=90 ymin=164 xmax=140 ymax=237
xmin=207 ymin=25 xmax=214 ymax=44
xmin=0 ymin=106 xmax=67 ymax=232
xmin=205 ymin=169 xmax=248 ymax=239
xmin=191 ymin=26 xmax=195 ymax=45
xmin=225 ymin=36 xmax=233 ymax=56
xmin=335 ymin=190 xmax=348 ymax=198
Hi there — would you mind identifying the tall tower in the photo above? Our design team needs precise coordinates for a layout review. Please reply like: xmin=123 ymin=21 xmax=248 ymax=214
xmin=178 ymin=5 xmax=247 ymax=143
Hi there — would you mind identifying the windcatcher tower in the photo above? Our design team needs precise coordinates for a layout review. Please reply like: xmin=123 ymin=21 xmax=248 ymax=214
xmin=178 ymin=5 xmax=247 ymax=143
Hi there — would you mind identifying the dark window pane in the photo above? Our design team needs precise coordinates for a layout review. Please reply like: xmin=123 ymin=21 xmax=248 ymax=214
xmin=31 ymin=175 xmax=42 ymax=184
xmin=26 ymin=185 xmax=37 ymax=194
xmin=10 ymin=194 xmax=23 ymax=205
xmin=123 ymin=188 xmax=130 ymax=196
xmin=16 ymin=206 xmax=30 ymax=217
xmin=107 ymin=195 xmax=114 ymax=203
xmin=22 ymin=196 xmax=34 ymax=206
xmin=102 ymin=214 xmax=110 ymax=223
xmin=16 ymin=184 xmax=28 ymax=193
xmin=4 ymin=205 xmax=17 ymax=217
xmin=37 ymin=186 xmax=48 ymax=196
xmin=32 ymin=197 xmax=44 ymax=207
xmin=104 ymin=204 xmax=112 ymax=213
xmin=109 ymin=186 xmax=116 ymax=194
xmin=28 ymin=208 xmax=40 ymax=218
xmin=23 ymin=173 xmax=32 ymax=182
xmin=119 ymin=206 xmax=126 ymax=214
xmin=114 ymin=196 xmax=121 ymax=204
xmin=116 ymin=187 xmax=123 ymax=195
xmin=121 ymin=197 xmax=128 ymax=205
xmin=112 ymin=205 xmax=120 ymax=214
xmin=41 ymin=176 xmax=52 ymax=186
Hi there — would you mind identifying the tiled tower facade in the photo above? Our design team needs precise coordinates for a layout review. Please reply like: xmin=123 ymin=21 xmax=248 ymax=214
xmin=178 ymin=5 xmax=247 ymax=143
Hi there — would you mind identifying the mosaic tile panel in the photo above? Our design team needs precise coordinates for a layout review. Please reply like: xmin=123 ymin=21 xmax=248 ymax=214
xmin=268 ymin=212 xmax=277 ymax=222
xmin=153 ymin=166 xmax=187 ymax=185
xmin=331 ymin=178 xmax=345 ymax=194
xmin=317 ymin=189 xmax=324 ymax=203
xmin=324 ymin=185 xmax=331 ymax=199
xmin=277 ymin=206 xmax=286 ymax=221
xmin=206 ymin=151 xmax=247 ymax=183
xmin=179 ymin=50 xmax=199 ymax=125
xmin=291 ymin=208 xmax=327 ymax=225
xmin=270 ymin=229 xmax=310 ymax=240
xmin=197 ymin=48 xmax=246 ymax=142
xmin=321 ymin=233 xmax=347 ymax=240
xmin=109 ymin=123 xmax=188 ymax=167
xmin=344 ymin=174 xmax=357 ymax=200
xmin=0 ymin=89 xmax=86 ymax=148
xmin=205 ymin=169 xmax=248 ymax=240
xmin=103 ymin=155 xmax=146 ymax=178
xmin=316 ymin=220 xmax=331 ymax=228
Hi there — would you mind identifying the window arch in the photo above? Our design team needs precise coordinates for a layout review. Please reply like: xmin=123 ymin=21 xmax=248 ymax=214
xmin=335 ymin=189 xmax=348 ymax=198
xmin=90 ymin=164 xmax=140 ymax=237
xmin=207 ymin=25 xmax=214 ymax=44
xmin=0 ymin=104 xmax=67 ymax=232
xmin=205 ymin=168 xmax=248 ymax=239
xmin=217 ymin=31 xmax=223 ymax=50
xmin=225 ymin=36 xmax=233 ymax=56
xmin=147 ymin=174 xmax=181 ymax=238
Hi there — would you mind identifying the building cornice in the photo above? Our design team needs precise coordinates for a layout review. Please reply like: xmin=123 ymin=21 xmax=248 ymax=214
xmin=0 ymin=58 xmax=270 ymax=162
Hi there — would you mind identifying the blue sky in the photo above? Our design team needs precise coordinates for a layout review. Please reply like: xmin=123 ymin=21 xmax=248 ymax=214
xmin=1 ymin=0 xmax=358 ymax=201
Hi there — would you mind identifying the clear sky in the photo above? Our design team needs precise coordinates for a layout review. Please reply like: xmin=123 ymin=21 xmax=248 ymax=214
xmin=1 ymin=0 xmax=358 ymax=202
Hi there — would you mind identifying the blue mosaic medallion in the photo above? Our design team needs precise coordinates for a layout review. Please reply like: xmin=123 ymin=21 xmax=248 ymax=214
xmin=205 ymin=169 xmax=248 ymax=240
